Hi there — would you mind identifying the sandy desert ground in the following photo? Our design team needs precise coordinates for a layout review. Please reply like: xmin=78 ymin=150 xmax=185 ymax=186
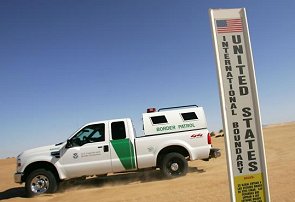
xmin=1 ymin=122 xmax=295 ymax=202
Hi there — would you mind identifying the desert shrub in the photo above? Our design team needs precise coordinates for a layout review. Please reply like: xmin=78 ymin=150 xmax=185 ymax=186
xmin=210 ymin=131 xmax=215 ymax=137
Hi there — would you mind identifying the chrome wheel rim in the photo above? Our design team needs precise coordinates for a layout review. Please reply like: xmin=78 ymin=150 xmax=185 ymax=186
xmin=170 ymin=162 xmax=179 ymax=171
xmin=30 ymin=175 xmax=49 ymax=194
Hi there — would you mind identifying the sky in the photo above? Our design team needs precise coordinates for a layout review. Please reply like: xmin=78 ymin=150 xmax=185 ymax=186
xmin=1 ymin=0 xmax=295 ymax=158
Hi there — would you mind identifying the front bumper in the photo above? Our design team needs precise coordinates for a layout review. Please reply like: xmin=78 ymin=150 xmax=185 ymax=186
xmin=14 ymin=172 xmax=23 ymax=183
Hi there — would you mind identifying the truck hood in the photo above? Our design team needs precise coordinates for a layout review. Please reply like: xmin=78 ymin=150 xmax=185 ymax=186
xmin=16 ymin=143 xmax=66 ymax=173
xmin=20 ymin=142 xmax=65 ymax=158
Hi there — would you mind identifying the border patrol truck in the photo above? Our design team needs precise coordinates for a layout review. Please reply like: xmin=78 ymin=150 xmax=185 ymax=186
xmin=14 ymin=105 xmax=220 ymax=197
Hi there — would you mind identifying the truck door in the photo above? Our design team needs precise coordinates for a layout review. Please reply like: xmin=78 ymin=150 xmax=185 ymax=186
xmin=58 ymin=123 xmax=112 ymax=178
xmin=110 ymin=120 xmax=137 ymax=172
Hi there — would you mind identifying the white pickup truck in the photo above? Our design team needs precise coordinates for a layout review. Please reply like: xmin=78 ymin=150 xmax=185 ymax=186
xmin=14 ymin=105 xmax=220 ymax=197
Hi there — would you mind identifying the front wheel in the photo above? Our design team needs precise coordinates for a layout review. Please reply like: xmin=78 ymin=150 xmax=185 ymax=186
xmin=25 ymin=169 xmax=58 ymax=197
xmin=160 ymin=152 xmax=188 ymax=178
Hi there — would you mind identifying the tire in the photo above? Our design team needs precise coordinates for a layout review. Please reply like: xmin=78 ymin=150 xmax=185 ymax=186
xmin=160 ymin=152 xmax=188 ymax=178
xmin=25 ymin=169 xmax=58 ymax=197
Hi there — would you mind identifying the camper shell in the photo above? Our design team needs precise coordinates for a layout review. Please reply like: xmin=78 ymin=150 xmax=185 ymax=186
xmin=142 ymin=105 xmax=207 ymax=136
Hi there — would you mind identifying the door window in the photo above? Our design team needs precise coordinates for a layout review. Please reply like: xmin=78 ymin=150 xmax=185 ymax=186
xmin=71 ymin=123 xmax=105 ymax=146
xmin=111 ymin=121 xmax=126 ymax=140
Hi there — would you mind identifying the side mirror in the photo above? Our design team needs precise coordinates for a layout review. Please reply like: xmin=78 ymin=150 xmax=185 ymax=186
xmin=65 ymin=139 xmax=72 ymax=148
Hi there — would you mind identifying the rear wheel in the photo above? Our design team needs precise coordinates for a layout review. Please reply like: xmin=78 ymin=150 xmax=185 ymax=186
xmin=25 ymin=169 xmax=58 ymax=197
xmin=160 ymin=152 xmax=188 ymax=178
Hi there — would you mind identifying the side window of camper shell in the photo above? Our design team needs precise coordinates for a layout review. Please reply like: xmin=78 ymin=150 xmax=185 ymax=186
xmin=150 ymin=115 xmax=168 ymax=124
xmin=181 ymin=112 xmax=198 ymax=121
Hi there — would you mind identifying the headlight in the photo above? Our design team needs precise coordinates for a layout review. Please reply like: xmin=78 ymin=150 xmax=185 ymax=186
xmin=16 ymin=153 xmax=22 ymax=168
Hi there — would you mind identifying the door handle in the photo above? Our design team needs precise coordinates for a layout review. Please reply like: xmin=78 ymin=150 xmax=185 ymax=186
xmin=97 ymin=146 xmax=102 ymax=149
xmin=103 ymin=145 xmax=109 ymax=152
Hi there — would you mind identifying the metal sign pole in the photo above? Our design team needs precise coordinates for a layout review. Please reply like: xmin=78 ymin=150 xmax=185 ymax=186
xmin=209 ymin=8 xmax=270 ymax=202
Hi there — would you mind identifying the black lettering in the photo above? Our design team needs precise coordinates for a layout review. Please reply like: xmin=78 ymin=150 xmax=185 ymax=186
xmin=245 ymin=129 xmax=255 ymax=139
xmin=236 ymin=148 xmax=242 ymax=154
xmin=237 ymin=166 xmax=243 ymax=173
xmin=227 ymin=77 xmax=233 ymax=84
xmin=247 ymin=150 xmax=256 ymax=161
xmin=237 ymin=154 xmax=243 ymax=161
xmin=243 ymin=118 xmax=253 ymax=128
xmin=229 ymin=90 xmax=235 ymax=96
xmin=246 ymin=139 xmax=255 ymax=150
xmin=235 ymin=141 xmax=241 ymax=148
xmin=249 ymin=161 xmax=258 ymax=172
xmin=223 ymin=47 xmax=229 ymax=53
xmin=222 ymin=41 xmax=228 ymax=47
xmin=237 ymin=160 xmax=243 ymax=167
xmin=225 ymin=65 xmax=232 ymax=71
xmin=239 ymin=86 xmax=249 ymax=96
xmin=225 ymin=59 xmax=231 ymax=65
xmin=230 ymin=103 xmax=237 ymax=109
xmin=232 ymin=109 xmax=237 ymax=115
xmin=229 ymin=96 xmax=236 ymax=103
xmin=234 ymin=135 xmax=241 ymax=141
xmin=237 ymin=55 xmax=243 ymax=64
xmin=229 ymin=83 xmax=233 ymax=90
xmin=238 ymin=75 xmax=247 ymax=85
xmin=236 ymin=65 xmax=246 ymax=74
xmin=242 ymin=107 xmax=251 ymax=117
xmin=224 ymin=53 xmax=229 ymax=59
xmin=223 ymin=36 xmax=226 ymax=41
xmin=226 ymin=71 xmax=233 ymax=78
xmin=233 ymin=45 xmax=243 ymax=54
xmin=232 ymin=35 xmax=241 ymax=44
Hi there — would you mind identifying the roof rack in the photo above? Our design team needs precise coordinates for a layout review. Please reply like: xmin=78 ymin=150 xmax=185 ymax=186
xmin=158 ymin=105 xmax=198 ymax=112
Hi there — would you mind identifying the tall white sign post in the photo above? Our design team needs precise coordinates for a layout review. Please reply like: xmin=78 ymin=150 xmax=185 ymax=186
xmin=209 ymin=8 xmax=270 ymax=201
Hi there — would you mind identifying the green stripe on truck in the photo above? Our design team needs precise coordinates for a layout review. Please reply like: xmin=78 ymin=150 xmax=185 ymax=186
xmin=110 ymin=138 xmax=136 ymax=170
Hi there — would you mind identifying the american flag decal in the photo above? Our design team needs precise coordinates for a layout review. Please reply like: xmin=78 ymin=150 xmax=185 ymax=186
xmin=216 ymin=19 xmax=243 ymax=33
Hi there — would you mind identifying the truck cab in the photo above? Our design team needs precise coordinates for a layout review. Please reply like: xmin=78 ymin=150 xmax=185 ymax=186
xmin=58 ymin=119 xmax=137 ymax=178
